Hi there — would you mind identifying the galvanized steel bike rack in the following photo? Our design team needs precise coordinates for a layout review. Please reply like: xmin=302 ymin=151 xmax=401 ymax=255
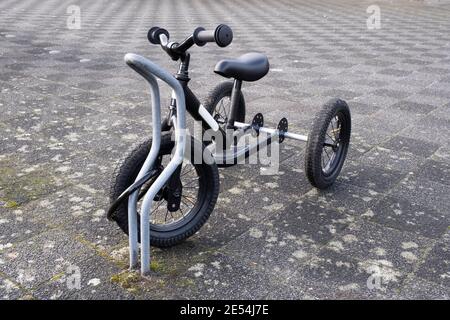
xmin=123 ymin=53 xmax=187 ymax=275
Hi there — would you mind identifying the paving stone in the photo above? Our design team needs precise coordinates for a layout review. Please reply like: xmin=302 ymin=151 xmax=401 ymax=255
xmin=416 ymin=232 xmax=450 ymax=288
xmin=359 ymin=146 xmax=427 ymax=173
xmin=272 ymin=200 xmax=353 ymax=246
xmin=401 ymin=115 xmax=450 ymax=147
xmin=289 ymin=249 xmax=405 ymax=299
xmin=432 ymin=146 xmax=450 ymax=164
xmin=369 ymin=196 xmax=449 ymax=239
xmin=339 ymin=161 xmax=406 ymax=193
xmin=415 ymin=159 xmax=450 ymax=186
xmin=399 ymin=276 xmax=450 ymax=300
xmin=175 ymin=252 xmax=302 ymax=299
xmin=0 ymin=207 xmax=48 ymax=248
xmin=0 ymin=155 xmax=60 ymax=205
xmin=0 ymin=277 xmax=25 ymax=300
xmin=0 ymin=230 xmax=96 ymax=290
xmin=195 ymin=176 xmax=295 ymax=248
xmin=222 ymin=199 xmax=354 ymax=278
xmin=431 ymin=103 xmax=450 ymax=121
xmin=389 ymin=174 xmax=450 ymax=215
xmin=351 ymin=110 xmax=411 ymax=147
xmin=325 ymin=221 xmax=434 ymax=273
xmin=304 ymin=183 xmax=382 ymax=216
xmin=1 ymin=0 xmax=450 ymax=300
xmin=381 ymin=136 xmax=440 ymax=158
xmin=389 ymin=100 xmax=437 ymax=115
xmin=15 ymin=186 xmax=126 ymax=250
xmin=346 ymin=101 xmax=380 ymax=116
xmin=33 ymin=255 xmax=132 ymax=300
xmin=85 ymin=99 xmax=152 ymax=126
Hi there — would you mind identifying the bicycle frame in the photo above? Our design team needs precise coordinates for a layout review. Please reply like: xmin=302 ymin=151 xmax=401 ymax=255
xmin=163 ymin=53 xmax=308 ymax=163
xmin=162 ymin=53 xmax=219 ymax=133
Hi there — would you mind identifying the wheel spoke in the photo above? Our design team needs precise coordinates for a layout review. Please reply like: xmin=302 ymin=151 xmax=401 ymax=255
xmin=215 ymin=97 xmax=231 ymax=131
xmin=331 ymin=117 xmax=340 ymax=141
xmin=180 ymin=199 xmax=190 ymax=211
xmin=151 ymin=200 xmax=164 ymax=215
xmin=326 ymin=132 xmax=336 ymax=144
xmin=182 ymin=194 xmax=196 ymax=205
xmin=181 ymin=167 xmax=196 ymax=178
xmin=179 ymin=205 xmax=184 ymax=218
xmin=334 ymin=119 xmax=341 ymax=141
xmin=183 ymin=176 xmax=199 ymax=186
xmin=220 ymin=99 xmax=228 ymax=118
xmin=324 ymin=146 xmax=332 ymax=162
xmin=320 ymin=114 xmax=345 ymax=174
xmin=183 ymin=185 xmax=199 ymax=189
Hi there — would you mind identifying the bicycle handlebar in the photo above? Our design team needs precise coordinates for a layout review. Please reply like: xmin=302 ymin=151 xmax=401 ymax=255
xmin=193 ymin=24 xmax=233 ymax=47
xmin=147 ymin=27 xmax=170 ymax=45
xmin=147 ymin=24 xmax=233 ymax=60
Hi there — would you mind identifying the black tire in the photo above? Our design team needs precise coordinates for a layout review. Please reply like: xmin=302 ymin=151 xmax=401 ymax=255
xmin=109 ymin=133 xmax=220 ymax=248
xmin=305 ymin=98 xmax=351 ymax=189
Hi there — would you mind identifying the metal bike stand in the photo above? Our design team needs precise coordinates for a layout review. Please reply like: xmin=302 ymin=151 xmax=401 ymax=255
xmin=124 ymin=53 xmax=187 ymax=275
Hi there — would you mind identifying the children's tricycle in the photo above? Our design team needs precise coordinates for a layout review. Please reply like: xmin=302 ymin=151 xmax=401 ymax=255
xmin=107 ymin=24 xmax=351 ymax=275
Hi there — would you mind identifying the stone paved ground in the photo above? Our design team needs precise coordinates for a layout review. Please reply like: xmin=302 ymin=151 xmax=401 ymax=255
xmin=1 ymin=0 xmax=450 ymax=300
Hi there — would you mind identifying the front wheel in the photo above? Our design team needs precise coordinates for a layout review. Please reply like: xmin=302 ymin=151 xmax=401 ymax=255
xmin=109 ymin=133 xmax=220 ymax=248
xmin=305 ymin=98 xmax=351 ymax=189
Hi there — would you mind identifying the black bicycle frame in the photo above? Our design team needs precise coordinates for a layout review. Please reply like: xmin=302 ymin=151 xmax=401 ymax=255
xmin=162 ymin=53 xmax=242 ymax=133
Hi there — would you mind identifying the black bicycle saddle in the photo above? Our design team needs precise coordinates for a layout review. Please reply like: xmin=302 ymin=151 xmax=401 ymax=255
xmin=214 ymin=52 xmax=269 ymax=82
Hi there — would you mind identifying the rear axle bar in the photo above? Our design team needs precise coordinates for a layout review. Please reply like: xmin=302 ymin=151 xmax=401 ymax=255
xmin=234 ymin=120 xmax=308 ymax=142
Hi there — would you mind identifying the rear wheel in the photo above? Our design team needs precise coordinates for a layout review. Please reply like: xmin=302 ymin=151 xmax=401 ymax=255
xmin=203 ymin=81 xmax=246 ymax=167
xmin=203 ymin=81 xmax=246 ymax=136
xmin=305 ymin=99 xmax=351 ymax=189
xmin=109 ymin=133 xmax=220 ymax=248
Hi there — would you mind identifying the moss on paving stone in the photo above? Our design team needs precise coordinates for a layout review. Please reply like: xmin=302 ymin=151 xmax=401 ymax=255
xmin=110 ymin=269 xmax=174 ymax=297
xmin=49 ymin=272 xmax=65 ymax=282
xmin=110 ymin=271 xmax=142 ymax=294
xmin=150 ymin=260 xmax=162 ymax=272
xmin=0 ymin=162 xmax=58 ymax=205
xmin=108 ymin=252 xmax=211 ymax=297
xmin=0 ymin=199 xmax=19 ymax=208
xmin=177 ymin=277 xmax=195 ymax=288
xmin=75 ymin=235 xmax=129 ymax=269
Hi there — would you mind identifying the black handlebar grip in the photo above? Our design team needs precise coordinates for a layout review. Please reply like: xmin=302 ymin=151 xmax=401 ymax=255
xmin=193 ymin=24 xmax=233 ymax=47
xmin=214 ymin=24 xmax=233 ymax=47
xmin=147 ymin=27 xmax=169 ymax=45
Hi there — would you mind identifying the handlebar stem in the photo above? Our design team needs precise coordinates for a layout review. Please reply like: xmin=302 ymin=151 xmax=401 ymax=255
xmin=158 ymin=33 xmax=195 ymax=62
xmin=175 ymin=36 xmax=195 ymax=54
xmin=176 ymin=53 xmax=190 ymax=81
